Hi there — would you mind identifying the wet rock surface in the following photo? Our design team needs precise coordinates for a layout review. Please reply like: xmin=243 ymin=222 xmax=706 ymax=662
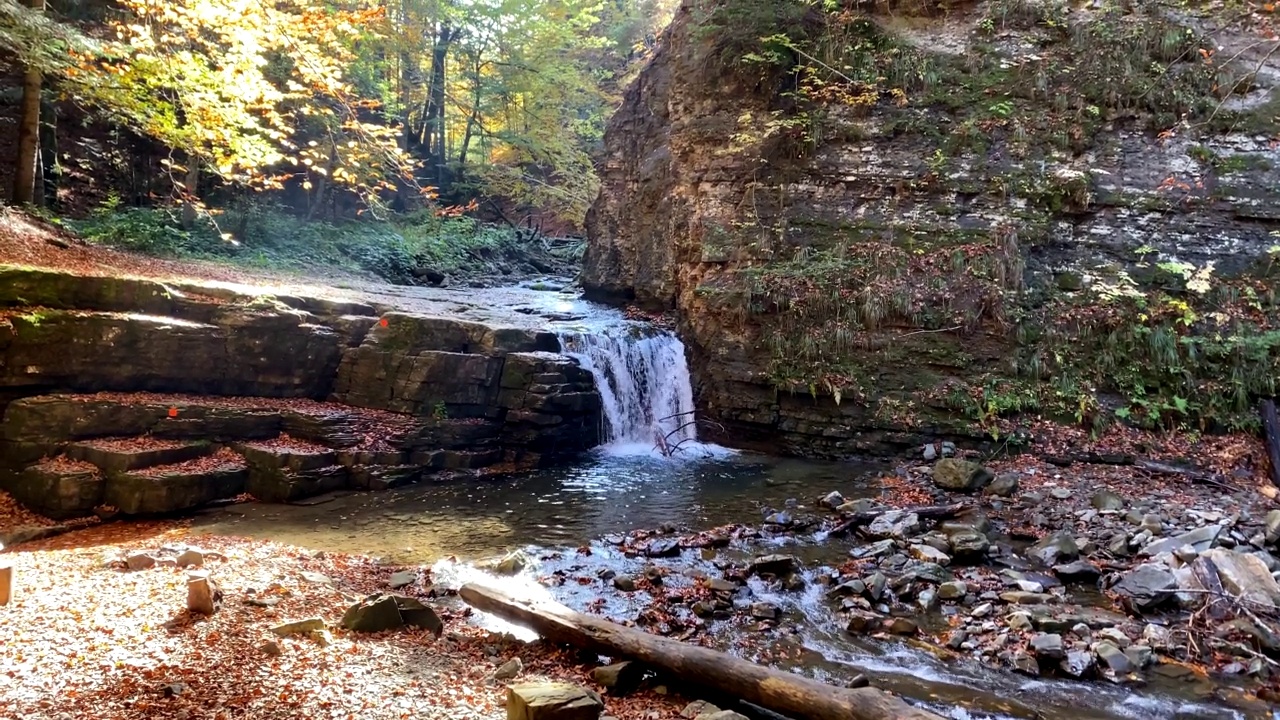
xmin=0 ymin=268 xmax=604 ymax=518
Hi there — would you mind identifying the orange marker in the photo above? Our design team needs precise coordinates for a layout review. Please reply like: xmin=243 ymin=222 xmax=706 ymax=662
xmin=379 ymin=318 xmax=389 ymax=327
xmin=168 ymin=407 xmax=179 ymax=418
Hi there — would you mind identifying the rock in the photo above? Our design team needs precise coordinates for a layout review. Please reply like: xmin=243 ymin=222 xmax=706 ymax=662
xmin=591 ymin=661 xmax=643 ymax=694
xmin=1091 ymin=490 xmax=1125 ymax=511
xmin=945 ymin=629 xmax=968 ymax=649
xmin=1000 ymin=591 xmax=1056 ymax=605
xmin=1049 ymin=488 xmax=1073 ymax=500
xmin=1140 ymin=513 xmax=1163 ymax=535
xmin=748 ymin=554 xmax=797 ymax=577
xmin=1202 ymin=548 xmax=1280 ymax=606
xmin=1027 ymin=532 xmax=1079 ymax=566
xmin=698 ymin=712 xmax=749 ymax=720
xmin=126 ymin=553 xmax=156 ymax=571
xmin=1124 ymin=645 xmax=1153 ymax=669
xmin=299 ymin=571 xmax=333 ymax=586
xmin=613 ymin=576 xmax=636 ymax=592
xmin=971 ymin=603 xmax=993 ymax=618
xmin=984 ymin=472 xmax=1020 ymax=497
xmin=885 ymin=617 xmax=918 ymax=635
xmin=1107 ymin=533 xmax=1131 ymax=556
xmin=271 ymin=618 xmax=326 ymax=637
xmin=1096 ymin=628 xmax=1130 ymax=648
xmin=388 ymin=570 xmax=417 ymax=589
xmin=1094 ymin=641 xmax=1135 ymax=675
xmin=175 ymin=549 xmax=205 ymax=568
xmin=1112 ymin=565 xmax=1178 ymax=612
xmin=909 ymin=545 xmax=951 ymax=566
xmin=1007 ymin=612 xmax=1034 ymax=631
xmin=867 ymin=511 xmax=921 ymax=539
xmin=1142 ymin=623 xmax=1173 ymax=649
xmin=339 ymin=593 xmax=443 ymax=635
xmin=819 ymin=491 xmax=845 ymax=509
xmin=1139 ymin=524 xmax=1223 ymax=557
xmin=507 ymin=682 xmax=604 ymax=720
xmin=494 ymin=550 xmax=531 ymax=574
xmin=763 ymin=511 xmax=792 ymax=526
xmin=258 ymin=639 xmax=283 ymax=656
xmin=1031 ymin=633 xmax=1065 ymax=661
xmin=185 ymin=571 xmax=221 ymax=615
xmin=1007 ymin=651 xmax=1040 ymax=676
xmin=1265 ymin=509 xmax=1280 ymax=544
xmin=1059 ymin=650 xmax=1096 ymax=679
xmin=923 ymin=444 xmax=938 ymax=461
xmin=1014 ymin=579 xmax=1045 ymax=593
xmin=495 ymin=658 xmax=524 ymax=680
xmin=947 ymin=530 xmax=990 ymax=561
xmin=846 ymin=611 xmax=880 ymax=633
xmin=1053 ymin=560 xmax=1101 ymax=584
xmin=867 ymin=572 xmax=887 ymax=601
xmin=938 ymin=581 xmax=967 ymax=600
xmin=680 ymin=701 xmax=719 ymax=719
xmin=916 ymin=588 xmax=937 ymax=612
xmin=932 ymin=458 xmax=993 ymax=492
xmin=849 ymin=539 xmax=896 ymax=559
xmin=750 ymin=602 xmax=779 ymax=620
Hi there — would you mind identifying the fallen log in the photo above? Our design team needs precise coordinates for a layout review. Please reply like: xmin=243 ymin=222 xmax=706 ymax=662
xmin=828 ymin=503 xmax=967 ymax=537
xmin=460 ymin=582 xmax=943 ymax=720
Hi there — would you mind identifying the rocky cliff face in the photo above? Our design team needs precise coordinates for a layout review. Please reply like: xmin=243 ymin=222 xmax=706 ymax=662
xmin=0 ymin=268 xmax=601 ymax=518
xmin=585 ymin=0 xmax=1280 ymax=456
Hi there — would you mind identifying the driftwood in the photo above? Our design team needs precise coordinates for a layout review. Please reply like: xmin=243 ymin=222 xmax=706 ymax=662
xmin=460 ymin=583 xmax=943 ymax=720
xmin=1261 ymin=400 xmax=1280 ymax=490
xmin=0 ymin=563 xmax=11 ymax=606
xmin=828 ymin=503 xmax=968 ymax=537
xmin=1043 ymin=452 xmax=1235 ymax=491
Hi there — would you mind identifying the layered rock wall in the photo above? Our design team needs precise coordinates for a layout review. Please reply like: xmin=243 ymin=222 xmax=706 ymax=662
xmin=0 ymin=268 xmax=601 ymax=518
xmin=584 ymin=0 xmax=1280 ymax=456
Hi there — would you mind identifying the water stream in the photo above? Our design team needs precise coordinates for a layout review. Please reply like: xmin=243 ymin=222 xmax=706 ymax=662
xmin=191 ymin=293 xmax=1261 ymax=720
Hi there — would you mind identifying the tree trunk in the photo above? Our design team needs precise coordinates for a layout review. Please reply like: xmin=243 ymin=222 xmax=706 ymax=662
xmin=38 ymin=81 xmax=58 ymax=207
xmin=420 ymin=24 xmax=455 ymax=188
xmin=1262 ymin=400 xmax=1280 ymax=490
xmin=12 ymin=0 xmax=45 ymax=204
xmin=180 ymin=157 xmax=200 ymax=230
xmin=459 ymin=583 xmax=944 ymax=720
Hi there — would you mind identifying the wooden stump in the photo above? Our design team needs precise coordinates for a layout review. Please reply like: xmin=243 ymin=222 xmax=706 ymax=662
xmin=0 ymin=563 xmax=12 ymax=606
xmin=186 ymin=571 xmax=220 ymax=615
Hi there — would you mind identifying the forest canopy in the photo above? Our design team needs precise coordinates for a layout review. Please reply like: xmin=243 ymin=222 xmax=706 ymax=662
xmin=0 ymin=0 xmax=676 ymax=225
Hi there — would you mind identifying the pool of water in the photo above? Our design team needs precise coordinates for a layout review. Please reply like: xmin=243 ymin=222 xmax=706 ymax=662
xmin=193 ymin=447 xmax=879 ymax=563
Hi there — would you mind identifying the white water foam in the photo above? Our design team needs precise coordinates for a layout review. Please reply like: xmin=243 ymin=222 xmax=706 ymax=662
xmin=558 ymin=328 xmax=729 ymax=458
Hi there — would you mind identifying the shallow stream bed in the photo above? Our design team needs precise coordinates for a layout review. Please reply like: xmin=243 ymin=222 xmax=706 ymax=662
xmin=191 ymin=448 xmax=1260 ymax=720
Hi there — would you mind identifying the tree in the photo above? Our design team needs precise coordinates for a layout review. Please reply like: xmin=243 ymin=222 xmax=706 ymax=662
xmin=11 ymin=0 xmax=44 ymax=205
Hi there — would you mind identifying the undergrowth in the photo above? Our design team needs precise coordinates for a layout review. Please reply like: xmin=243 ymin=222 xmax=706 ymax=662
xmin=60 ymin=196 xmax=552 ymax=284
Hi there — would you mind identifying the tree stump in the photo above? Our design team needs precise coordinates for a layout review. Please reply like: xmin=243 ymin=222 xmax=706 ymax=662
xmin=0 ymin=563 xmax=12 ymax=606
xmin=186 ymin=571 xmax=220 ymax=615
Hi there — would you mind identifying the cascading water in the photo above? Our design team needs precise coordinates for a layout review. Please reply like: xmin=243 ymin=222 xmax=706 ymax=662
xmin=557 ymin=328 xmax=704 ymax=455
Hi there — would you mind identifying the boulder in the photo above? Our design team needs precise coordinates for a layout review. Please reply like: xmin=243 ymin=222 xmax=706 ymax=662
xmin=946 ymin=530 xmax=990 ymax=562
xmin=1059 ymin=650 xmax=1096 ymax=679
xmin=1030 ymin=633 xmax=1065 ymax=661
xmin=1112 ymin=565 xmax=1177 ymax=612
xmin=1266 ymin=509 xmax=1280 ymax=544
xmin=748 ymin=554 xmax=797 ymax=577
xmin=1094 ymin=641 xmax=1135 ymax=675
xmin=590 ymin=661 xmax=643 ymax=695
xmin=1202 ymin=548 xmax=1280 ymax=606
xmin=1052 ymin=560 xmax=1101 ymax=584
xmin=984 ymin=472 xmax=1020 ymax=497
xmin=508 ymin=683 xmax=603 ymax=720
xmin=932 ymin=458 xmax=993 ymax=492
xmin=1027 ymin=532 xmax=1078 ymax=566
xmin=339 ymin=593 xmax=443 ymax=635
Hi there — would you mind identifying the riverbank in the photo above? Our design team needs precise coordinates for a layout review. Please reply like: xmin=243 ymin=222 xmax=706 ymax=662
xmin=0 ymin=518 xmax=688 ymax=720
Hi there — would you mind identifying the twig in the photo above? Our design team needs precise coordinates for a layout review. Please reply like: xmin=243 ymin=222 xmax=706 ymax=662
xmin=898 ymin=325 xmax=962 ymax=338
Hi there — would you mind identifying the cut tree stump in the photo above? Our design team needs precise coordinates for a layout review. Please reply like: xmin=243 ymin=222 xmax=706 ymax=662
xmin=0 ymin=563 xmax=12 ymax=606
xmin=186 ymin=571 xmax=220 ymax=615
xmin=460 ymin=582 xmax=943 ymax=720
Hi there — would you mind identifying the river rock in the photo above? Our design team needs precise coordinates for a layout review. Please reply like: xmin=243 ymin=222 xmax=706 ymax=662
xmin=750 ymin=602 xmax=779 ymax=620
xmin=902 ymin=561 xmax=951 ymax=585
xmin=938 ymin=581 xmax=967 ymax=600
xmin=1142 ymin=623 xmax=1173 ymax=649
xmin=985 ymin=473 xmax=1020 ymax=497
xmin=1112 ymin=565 xmax=1177 ymax=612
xmin=1139 ymin=524 xmax=1223 ymax=557
xmin=271 ymin=617 xmax=326 ymax=637
xmin=507 ymin=682 xmax=603 ymax=720
xmin=1090 ymin=490 xmax=1125 ymax=511
xmin=867 ymin=571 xmax=888 ymax=600
xmin=1031 ymin=633 xmax=1065 ymax=661
xmin=885 ymin=617 xmax=918 ymax=635
xmin=947 ymin=530 xmax=990 ymax=561
xmin=590 ymin=661 xmax=642 ymax=694
xmin=613 ymin=575 xmax=636 ymax=592
xmin=494 ymin=657 xmax=524 ymax=680
xmin=819 ymin=491 xmax=845 ymax=509
xmin=1266 ymin=510 xmax=1280 ymax=544
xmin=867 ymin=511 xmax=921 ymax=539
xmin=1060 ymin=650 xmax=1096 ymax=678
xmin=492 ymin=551 xmax=530 ymax=575
xmin=340 ymin=593 xmax=443 ymax=635
xmin=1027 ymin=532 xmax=1079 ymax=566
xmin=1007 ymin=612 xmax=1034 ymax=631
xmin=1000 ymin=591 xmax=1056 ymax=605
xmin=1096 ymin=628 xmax=1131 ymax=648
xmin=932 ymin=458 xmax=993 ymax=492
xmin=909 ymin=545 xmax=951 ymax=566
xmin=748 ymin=554 xmax=797 ymax=577
xmin=846 ymin=611 xmax=880 ymax=633
xmin=645 ymin=538 xmax=682 ymax=558
xmin=1006 ymin=651 xmax=1039 ymax=676
xmin=698 ymin=712 xmax=750 ymax=720
xmin=1203 ymin=548 xmax=1280 ymax=606
xmin=388 ymin=570 xmax=417 ymax=589
xmin=850 ymin=539 xmax=896 ymax=559
xmin=1052 ymin=560 xmax=1101 ymax=584
xmin=1093 ymin=641 xmax=1135 ymax=675
xmin=1124 ymin=645 xmax=1153 ymax=669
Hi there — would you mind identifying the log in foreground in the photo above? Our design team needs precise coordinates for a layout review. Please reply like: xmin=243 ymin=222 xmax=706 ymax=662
xmin=460 ymin=582 xmax=944 ymax=720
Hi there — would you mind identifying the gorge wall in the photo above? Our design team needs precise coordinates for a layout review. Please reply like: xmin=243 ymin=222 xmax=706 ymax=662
xmin=0 ymin=268 xmax=602 ymax=519
xmin=584 ymin=0 xmax=1280 ymax=457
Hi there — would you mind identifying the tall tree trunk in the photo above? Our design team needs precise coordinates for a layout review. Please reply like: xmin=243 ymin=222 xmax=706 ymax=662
xmin=12 ymin=0 xmax=46 ymax=205
xmin=420 ymin=24 xmax=455 ymax=189
xmin=180 ymin=158 xmax=200 ymax=230
xmin=38 ymin=81 xmax=58 ymax=208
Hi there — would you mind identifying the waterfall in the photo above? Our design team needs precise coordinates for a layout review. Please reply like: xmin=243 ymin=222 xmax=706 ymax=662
xmin=557 ymin=328 xmax=700 ymax=454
